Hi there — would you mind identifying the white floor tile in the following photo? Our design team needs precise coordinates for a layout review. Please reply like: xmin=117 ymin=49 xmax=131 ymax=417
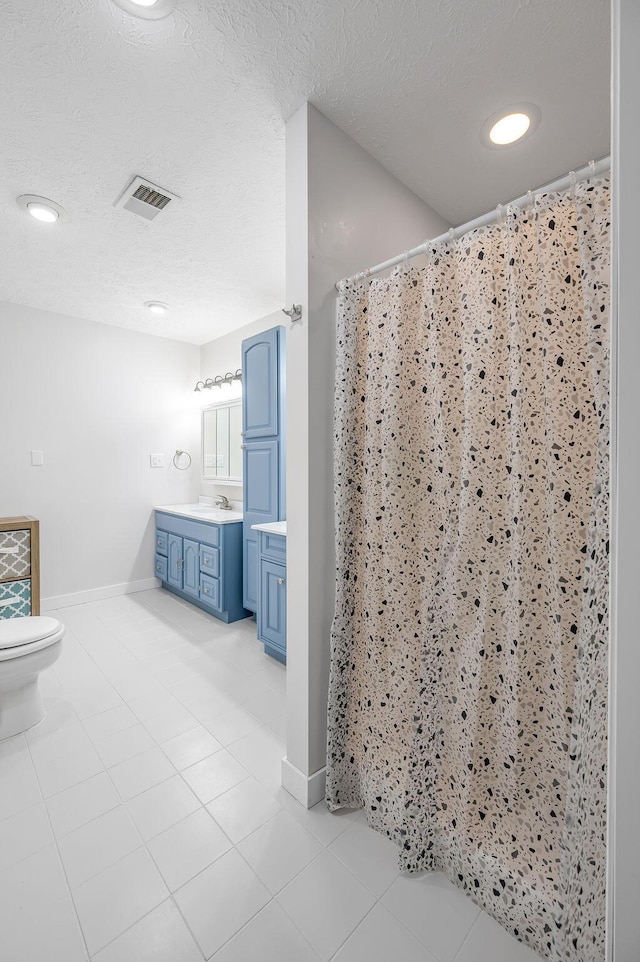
xmin=253 ymin=660 xmax=286 ymax=696
xmin=198 ymin=705 xmax=262 ymax=745
xmin=238 ymin=809 xmax=323 ymax=894
xmin=333 ymin=902 xmax=438 ymax=962
xmin=46 ymin=771 xmax=121 ymax=838
xmin=109 ymin=746 xmax=176 ymax=800
xmin=73 ymin=846 xmax=168 ymax=955
xmin=265 ymin=713 xmax=287 ymax=743
xmin=454 ymin=908 xmax=543 ymax=962
xmin=181 ymin=749 xmax=248 ymax=804
xmin=0 ymin=802 xmax=53 ymax=871
xmin=329 ymin=821 xmax=400 ymax=898
xmin=94 ymin=723 xmax=157 ymax=768
xmin=126 ymin=774 xmax=201 ymax=842
xmin=277 ymin=794 xmax=359 ymax=847
xmin=29 ymin=722 xmax=105 ymax=797
xmin=161 ymin=724 xmax=223 ymax=770
xmin=212 ymin=900 xmax=321 ymax=962
xmin=175 ymin=848 xmax=270 ymax=959
xmin=143 ymin=703 xmax=200 ymax=743
xmin=206 ymin=777 xmax=281 ymax=843
xmin=227 ymin=728 xmax=284 ymax=793
xmin=0 ymin=845 xmax=87 ymax=962
xmin=91 ymin=898 xmax=203 ymax=962
xmin=382 ymin=871 xmax=481 ymax=962
xmin=82 ymin=705 xmax=139 ymax=742
xmin=148 ymin=807 xmax=231 ymax=891
xmin=0 ymin=742 xmax=42 ymax=820
xmin=243 ymin=689 xmax=287 ymax=724
xmin=25 ymin=697 xmax=78 ymax=744
xmin=277 ymin=851 xmax=375 ymax=961
xmin=58 ymin=805 xmax=142 ymax=888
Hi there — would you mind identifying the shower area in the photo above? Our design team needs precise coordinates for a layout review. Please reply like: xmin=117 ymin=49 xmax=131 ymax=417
xmin=326 ymin=172 xmax=610 ymax=962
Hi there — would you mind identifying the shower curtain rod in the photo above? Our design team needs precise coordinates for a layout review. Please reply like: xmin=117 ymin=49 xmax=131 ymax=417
xmin=335 ymin=155 xmax=611 ymax=290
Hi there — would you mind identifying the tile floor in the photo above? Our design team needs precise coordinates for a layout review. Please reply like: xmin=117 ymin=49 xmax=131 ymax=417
xmin=0 ymin=589 xmax=542 ymax=962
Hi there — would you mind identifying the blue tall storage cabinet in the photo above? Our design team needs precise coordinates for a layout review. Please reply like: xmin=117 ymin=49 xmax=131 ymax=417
xmin=241 ymin=327 xmax=286 ymax=611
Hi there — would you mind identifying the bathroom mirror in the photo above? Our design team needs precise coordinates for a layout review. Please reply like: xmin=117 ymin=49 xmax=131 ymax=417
xmin=202 ymin=399 xmax=242 ymax=483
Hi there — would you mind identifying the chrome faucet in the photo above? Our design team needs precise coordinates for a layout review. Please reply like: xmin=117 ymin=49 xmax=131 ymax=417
xmin=214 ymin=495 xmax=231 ymax=510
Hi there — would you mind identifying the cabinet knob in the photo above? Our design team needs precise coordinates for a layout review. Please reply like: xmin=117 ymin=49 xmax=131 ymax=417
xmin=278 ymin=577 xmax=285 ymax=585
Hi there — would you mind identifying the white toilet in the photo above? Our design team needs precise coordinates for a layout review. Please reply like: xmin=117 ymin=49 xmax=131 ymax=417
xmin=0 ymin=616 xmax=64 ymax=740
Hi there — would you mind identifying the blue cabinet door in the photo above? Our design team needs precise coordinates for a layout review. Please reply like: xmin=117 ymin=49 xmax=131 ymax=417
xmin=167 ymin=534 xmax=183 ymax=589
xmin=243 ymin=439 xmax=279 ymax=611
xmin=242 ymin=328 xmax=280 ymax=439
xmin=259 ymin=560 xmax=286 ymax=660
xmin=182 ymin=538 xmax=199 ymax=599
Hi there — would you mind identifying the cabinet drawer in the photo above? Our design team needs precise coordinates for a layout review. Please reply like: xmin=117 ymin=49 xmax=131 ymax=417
xmin=155 ymin=554 xmax=168 ymax=581
xmin=200 ymin=573 xmax=221 ymax=609
xmin=155 ymin=530 xmax=168 ymax=556
xmin=0 ymin=579 xmax=31 ymax=619
xmin=199 ymin=545 xmax=220 ymax=577
xmin=259 ymin=531 xmax=286 ymax=564
xmin=0 ymin=529 xmax=31 ymax=581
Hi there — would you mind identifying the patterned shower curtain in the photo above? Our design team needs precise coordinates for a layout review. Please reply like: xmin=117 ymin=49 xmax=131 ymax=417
xmin=327 ymin=177 xmax=610 ymax=962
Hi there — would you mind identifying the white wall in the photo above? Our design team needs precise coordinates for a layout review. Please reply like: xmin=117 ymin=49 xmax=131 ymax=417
xmin=0 ymin=301 xmax=200 ymax=606
xmin=199 ymin=310 xmax=283 ymax=504
xmin=609 ymin=1 xmax=640 ymax=957
xmin=284 ymin=104 xmax=449 ymax=801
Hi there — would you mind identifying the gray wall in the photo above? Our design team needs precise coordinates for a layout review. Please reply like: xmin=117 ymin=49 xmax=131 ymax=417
xmin=0 ymin=301 xmax=200 ymax=605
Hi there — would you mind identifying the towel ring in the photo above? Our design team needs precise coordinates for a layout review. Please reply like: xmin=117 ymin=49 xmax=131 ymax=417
xmin=173 ymin=449 xmax=192 ymax=470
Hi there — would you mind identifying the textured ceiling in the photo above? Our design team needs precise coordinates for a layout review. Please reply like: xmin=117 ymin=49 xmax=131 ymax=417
xmin=0 ymin=0 xmax=609 ymax=344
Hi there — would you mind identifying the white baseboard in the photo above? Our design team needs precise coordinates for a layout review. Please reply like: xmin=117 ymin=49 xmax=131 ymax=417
xmin=41 ymin=578 xmax=161 ymax=611
xmin=281 ymin=756 xmax=326 ymax=809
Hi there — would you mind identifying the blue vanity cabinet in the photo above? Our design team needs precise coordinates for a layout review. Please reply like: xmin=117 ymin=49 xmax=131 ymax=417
xmin=155 ymin=511 xmax=249 ymax=624
xmin=256 ymin=530 xmax=286 ymax=664
xmin=242 ymin=326 xmax=286 ymax=612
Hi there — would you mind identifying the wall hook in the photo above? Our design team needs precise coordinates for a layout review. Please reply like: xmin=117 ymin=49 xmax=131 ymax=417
xmin=282 ymin=304 xmax=302 ymax=322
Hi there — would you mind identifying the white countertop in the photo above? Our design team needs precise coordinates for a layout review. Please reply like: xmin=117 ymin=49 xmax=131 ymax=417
xmin=251 ymin=521 xmax=287 ymax=536
xmin=155 ymin=503 xmax=243 ymax=524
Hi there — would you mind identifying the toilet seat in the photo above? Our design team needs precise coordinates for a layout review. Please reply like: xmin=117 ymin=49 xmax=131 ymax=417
xmin=0 ymin=616 xmax=64 ymax=661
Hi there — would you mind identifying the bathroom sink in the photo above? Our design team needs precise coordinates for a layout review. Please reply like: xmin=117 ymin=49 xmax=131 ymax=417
xmin=154 ymin=503 xmax=243 ymax=524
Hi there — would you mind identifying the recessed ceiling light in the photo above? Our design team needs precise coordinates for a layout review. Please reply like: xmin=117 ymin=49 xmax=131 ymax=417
xmin=145 ymin=301 xmax=169 ymax=314
xmin=16 ymin=194 xmax=66 ymax=223
xmin=481 ymin=103 xmax=541 ymax=149
xmin=111 ymin=0 xmax=176 ymax=20
xmin=28 ymin=204 xmax=58 ymax=223
xmin=489 ymin=113 xmax=530 ymax=145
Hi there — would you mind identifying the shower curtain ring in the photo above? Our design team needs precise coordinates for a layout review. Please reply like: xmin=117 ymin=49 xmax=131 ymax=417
xmin=569 ymin=170 xmax=577 ymax=198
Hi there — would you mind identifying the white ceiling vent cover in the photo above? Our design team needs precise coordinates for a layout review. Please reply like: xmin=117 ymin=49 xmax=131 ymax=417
xmin=114 ymin=176 xmax=180 ymax=221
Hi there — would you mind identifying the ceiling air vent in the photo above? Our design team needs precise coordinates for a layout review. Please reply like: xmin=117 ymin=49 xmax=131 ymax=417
xmin=114 ymin=175 xmax=180 ymax=222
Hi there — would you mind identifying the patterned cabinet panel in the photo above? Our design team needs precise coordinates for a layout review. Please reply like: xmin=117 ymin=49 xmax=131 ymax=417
xmin=0 ymin=530 xmax=31 ymax=581
xmin=0 ymin=580 xmax=32 ymax=619
xmin=0 ymin=517 xmax=39 ymax=617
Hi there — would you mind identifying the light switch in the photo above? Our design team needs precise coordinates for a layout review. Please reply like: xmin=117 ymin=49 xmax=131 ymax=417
xmin=31 ymin=450 xmax=44 ymax=466
xmin=150 ymin=454 xmax=165 ymax=468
